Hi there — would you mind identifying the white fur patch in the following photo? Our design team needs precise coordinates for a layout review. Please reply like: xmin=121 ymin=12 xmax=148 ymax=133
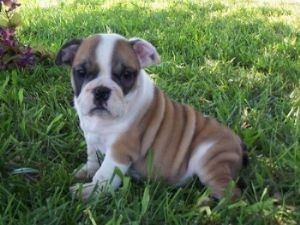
xmin=180 ymin=141 xmax=215 ymax=184
xmin=95 ymin=33 xmax=125 ymax=78
xmin=70 ymin=150 xmax=131 ymax=201
xmin=92 ymin=150 xmax=130 ymax=189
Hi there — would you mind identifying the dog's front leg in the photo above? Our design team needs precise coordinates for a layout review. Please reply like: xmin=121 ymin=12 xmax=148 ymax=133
xmin=74 ymin=143 xmax=100 ymax=181
xmin=70 ymin=150 xmax=131 ymax=201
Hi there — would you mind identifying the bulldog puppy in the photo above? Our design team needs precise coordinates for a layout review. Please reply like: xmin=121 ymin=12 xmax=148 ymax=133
xmin=55 ymin=33 xmax=248 ymax=201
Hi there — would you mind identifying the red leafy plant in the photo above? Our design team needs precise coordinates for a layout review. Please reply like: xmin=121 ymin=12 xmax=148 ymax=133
xmin=0 ymin=0 xmax=38 ymax=70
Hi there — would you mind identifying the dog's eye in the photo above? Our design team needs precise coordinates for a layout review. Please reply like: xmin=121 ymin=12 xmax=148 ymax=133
xmin=75 ymin=68 xmax=86 ymax=77
xmin=122 ymin=70 xmax=133 ymax=80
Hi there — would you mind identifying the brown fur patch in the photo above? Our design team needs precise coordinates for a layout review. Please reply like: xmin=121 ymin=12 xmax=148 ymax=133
xmin=73 ymin=35 xmax=101 ymax=69
xmin=111 ymin=40 xmax=140 ymax=95
xmin=71 ymin=35 xmax=101 ymax=96
xmin=112 ymin=86 xmax=244 ymax=199
xmin=112 ymin=40 xmax=140 ymax=70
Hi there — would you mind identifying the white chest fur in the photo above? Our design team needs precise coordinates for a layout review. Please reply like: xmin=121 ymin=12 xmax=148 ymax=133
xmin=78 ymin=115 xmax=130 ymax=153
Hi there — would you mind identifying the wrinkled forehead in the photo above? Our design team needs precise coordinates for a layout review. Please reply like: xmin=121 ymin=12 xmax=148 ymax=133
xmin=73 ymin=34 xmax=140 ymax=71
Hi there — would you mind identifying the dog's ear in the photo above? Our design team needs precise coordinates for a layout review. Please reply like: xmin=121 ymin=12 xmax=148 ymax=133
xmin=129 ymin=38 xmax=160 ymax=68
xmin=55 ymin=39 xmax=82 ymax=66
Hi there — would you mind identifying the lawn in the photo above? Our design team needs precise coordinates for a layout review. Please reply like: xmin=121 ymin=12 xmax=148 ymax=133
xmin=0 ymin=0 xmax=299 ymax=224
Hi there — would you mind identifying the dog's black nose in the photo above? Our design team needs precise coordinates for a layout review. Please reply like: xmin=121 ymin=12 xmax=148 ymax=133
xmin=94 ymin=86 xmax=111 ymax=102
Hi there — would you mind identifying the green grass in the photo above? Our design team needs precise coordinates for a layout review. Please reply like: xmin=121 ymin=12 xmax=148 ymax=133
xmin=1 ymin=0 xmax=299 ymax=224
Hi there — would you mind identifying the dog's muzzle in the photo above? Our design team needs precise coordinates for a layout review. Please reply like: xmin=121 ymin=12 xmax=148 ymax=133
xmin=92 ymin=86 xmax=111 ymax=112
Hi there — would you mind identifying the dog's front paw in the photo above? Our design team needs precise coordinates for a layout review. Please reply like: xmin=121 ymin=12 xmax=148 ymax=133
xmin=74 ymin=167 xmax=89 ymax=181
xmin=70 ymin=182 xmax=100 ymax=201
xmin=74 ymin=164 xmax=99 ymax=181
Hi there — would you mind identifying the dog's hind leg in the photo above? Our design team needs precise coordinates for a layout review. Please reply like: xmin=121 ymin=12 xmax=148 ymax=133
xmin=200 ymin=163 xmax=241 ymax=200
xmin=191 ymin=141 xmax=243 ymax=201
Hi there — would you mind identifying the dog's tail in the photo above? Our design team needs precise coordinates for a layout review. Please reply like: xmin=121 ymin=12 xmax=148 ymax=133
xmin=241 ymin=142 xmax=249 ymax=167
xmin=237 ymin=141 xmax=249 ymax=190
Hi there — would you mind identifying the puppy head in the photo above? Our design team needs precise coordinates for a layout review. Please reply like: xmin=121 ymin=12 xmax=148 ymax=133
xmin=55 ymin=33 xmax=160 ymax=118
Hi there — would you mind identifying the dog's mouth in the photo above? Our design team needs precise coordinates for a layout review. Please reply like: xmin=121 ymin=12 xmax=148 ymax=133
xmin=89 ymin=105 xmax=109 ymax=115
